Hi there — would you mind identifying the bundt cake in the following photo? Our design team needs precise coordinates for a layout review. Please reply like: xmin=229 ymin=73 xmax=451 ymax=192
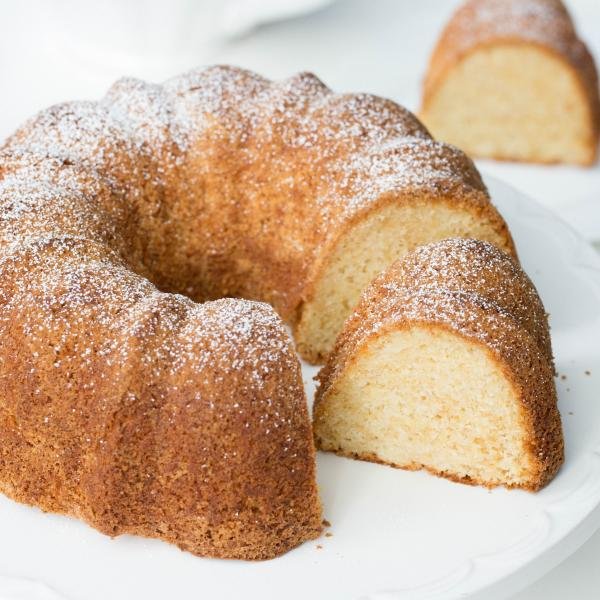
xmin=0 ymin=65 xmax=516 ymax=558
xmin=420 ymin=0 xmax=600 ymax=165
xmin=314 ymin=238 xmax=564 ymax=491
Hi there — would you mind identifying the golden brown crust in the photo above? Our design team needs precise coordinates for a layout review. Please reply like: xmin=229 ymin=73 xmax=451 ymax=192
xmin=0 ymin=68 xmax=330 ymax=560
xmin=0 ymin=240 xmax=322 ymax=558
xmin=421 ymin=0 xmax=600 ymax=164
xmin=315 ymin=239 xmax=564 ymax=491
xmin=0 ymin=65 xmax=516 ymax=556
xmin=299 ymin=153 xmax=517 ymax=297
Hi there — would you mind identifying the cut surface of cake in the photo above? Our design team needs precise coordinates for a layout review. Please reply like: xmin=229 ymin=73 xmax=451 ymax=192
xmin=314 ymin=239 xmax=564 ymax=490
xmin=420 ymin=0 xmax=600 ymax=165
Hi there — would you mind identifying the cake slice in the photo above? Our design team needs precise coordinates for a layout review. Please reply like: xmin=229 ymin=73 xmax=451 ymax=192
xmin=420 ymin=0 xmax=600 ymax=165
xmin=313 ymin=239 xmax=563 ymax=490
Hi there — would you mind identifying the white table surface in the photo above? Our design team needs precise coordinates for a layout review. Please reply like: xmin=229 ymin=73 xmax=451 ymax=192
xmin=1 ymin=1 xmax=599 ymax=598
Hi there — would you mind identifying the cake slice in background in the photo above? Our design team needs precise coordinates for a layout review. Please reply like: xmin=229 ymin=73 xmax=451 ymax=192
xmin=420 ymin=0 xmax=600 ymax=166
xmin=314 ymin=238 xmax=564 ymax=491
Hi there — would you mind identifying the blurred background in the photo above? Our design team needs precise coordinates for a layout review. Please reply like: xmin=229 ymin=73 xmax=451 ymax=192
xmin=0 ymin=0 xmax=599 ymax=598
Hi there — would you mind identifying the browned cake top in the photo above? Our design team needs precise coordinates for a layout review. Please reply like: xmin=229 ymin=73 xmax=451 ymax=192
xmin=0 ymin=67 xmax=505 ymax=443
xmin=422 ymin=0 xmax=600 ymax=139
xmin=371 ymin=238 xmax=553 ymax=364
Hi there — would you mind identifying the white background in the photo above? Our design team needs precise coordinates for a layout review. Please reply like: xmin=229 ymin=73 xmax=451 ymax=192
xmin=0 ymin=1 xmax=598 ymax=598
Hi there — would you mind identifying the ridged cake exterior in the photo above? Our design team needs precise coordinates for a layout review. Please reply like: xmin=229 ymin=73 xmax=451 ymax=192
xmin=314 ymin=239 xmax=564 ymax=491
xmin=0 ymin=68 xmax=328 ymax=560
xmin=0 ymin=65 xmax=518 ymax=557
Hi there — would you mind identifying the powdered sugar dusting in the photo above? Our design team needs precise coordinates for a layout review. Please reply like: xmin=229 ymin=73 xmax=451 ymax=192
xmin=463 ymin=0 xmax=580 ymax=55
xmin=0 ymin=66 xmax=491 ymax=419
xmin=162 ymin=65 xmax=486 ymax=232
xmin=371 ymin=238 xmax=551 ymax=353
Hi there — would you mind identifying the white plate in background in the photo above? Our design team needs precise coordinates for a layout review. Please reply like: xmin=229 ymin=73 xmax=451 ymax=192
xmin=1 ymin=176 xmax=600 ymax=600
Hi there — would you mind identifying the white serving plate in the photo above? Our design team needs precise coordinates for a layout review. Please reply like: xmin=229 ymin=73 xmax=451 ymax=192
xmin=1 ymin=176 xmax=599 ymax=600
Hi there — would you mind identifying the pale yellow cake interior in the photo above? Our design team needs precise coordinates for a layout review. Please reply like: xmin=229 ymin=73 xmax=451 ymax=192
xmin=294 ymin=200 xmax=510 ymax=363
xmin=314 ymin=326 xmax=537 ymax=487
xmin=421 ymin=43 xmax=594 ymax=165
